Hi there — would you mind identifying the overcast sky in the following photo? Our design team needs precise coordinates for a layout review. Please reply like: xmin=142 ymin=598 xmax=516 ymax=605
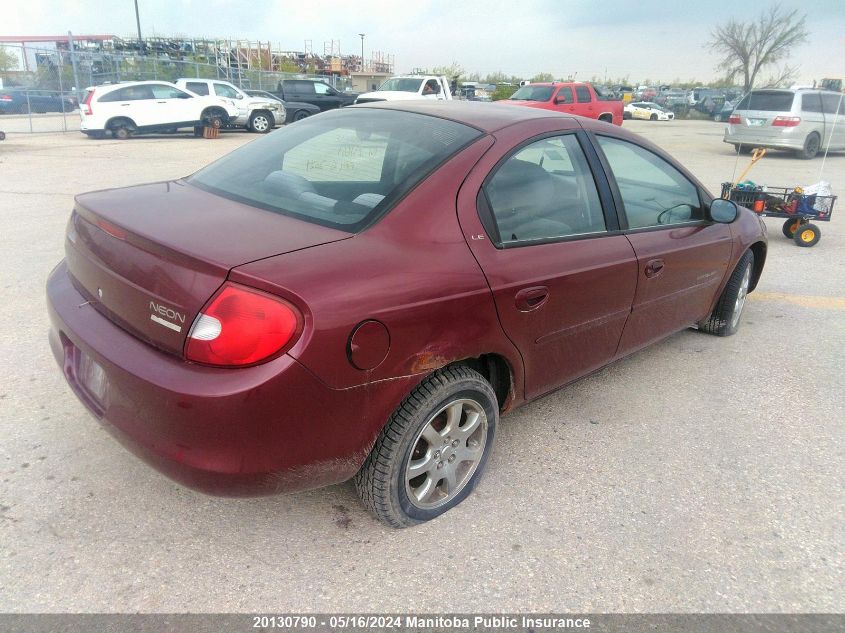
xmin=3 ymin=0 xmax=844 ymax=82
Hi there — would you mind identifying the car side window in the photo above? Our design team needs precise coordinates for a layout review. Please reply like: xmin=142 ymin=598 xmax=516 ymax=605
xmin=575 ymin=86 xmax=591 ymax=102
xmin=292 ymin=81 xmax=316 ymax=95
xmin=186 ymin=82 xmax=209 ymax=96
xmin=801 ymin=93 xmax=823 ymax=113
xmin=820 ymin=93 xmax=844 ymax=115
xmin=151 ymin=85 xmax=190 ymax=99
xmin=314 ymin=83 xmax=332 ymax=95
xmin=556 ymin=87 xmax=573 ymax=103
xmin=482 ymin=134 xmax=606 ymax=244
xmin=213 ymin=83 xmax=240 ymax=99
xmin=596 ymin=136 xmax=702 ymax=229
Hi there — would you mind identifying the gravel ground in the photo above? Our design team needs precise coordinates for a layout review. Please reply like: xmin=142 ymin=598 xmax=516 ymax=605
xmin=0 ymin=118 xmax=842 ymax=613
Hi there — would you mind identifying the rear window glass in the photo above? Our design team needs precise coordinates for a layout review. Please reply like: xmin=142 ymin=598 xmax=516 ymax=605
xmin=378 ymin=78 xmax=424 ymax=93
xmin=735 ymin=91 xmax=795 ymax=112
xmin=188 ymin=109 xmax=481 ymax=232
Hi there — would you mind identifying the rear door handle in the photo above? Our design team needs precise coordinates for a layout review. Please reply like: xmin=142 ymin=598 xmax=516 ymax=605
xmin=644 ymin=259 xmax=665 ymax=278
xmin=515 ymin=286 xmax=549 ymax=312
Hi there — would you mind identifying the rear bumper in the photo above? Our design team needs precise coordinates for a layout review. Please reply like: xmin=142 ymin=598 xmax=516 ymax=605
xmin=723 ymin=126 xmax=805 ymax=151
xmin=47 ymin=260 xmax=415 ymax=496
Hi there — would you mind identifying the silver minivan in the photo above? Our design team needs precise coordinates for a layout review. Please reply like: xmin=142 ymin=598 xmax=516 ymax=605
xmin=724 ymin=88 xmax=845 ymax=159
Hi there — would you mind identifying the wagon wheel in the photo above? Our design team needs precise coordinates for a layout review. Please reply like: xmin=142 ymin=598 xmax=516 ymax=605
xmin=793 ymin=223 xmax=820 ymax=247
xmin=781 ymin=218 xmax=801 ymax=239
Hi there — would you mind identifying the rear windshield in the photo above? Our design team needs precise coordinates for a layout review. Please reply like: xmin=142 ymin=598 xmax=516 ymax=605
xmin=735 ymin=91 xmax=795 ymax=112
xmin=509 ymin=85 xmax=554 ymax=102
xmin=188 ymin=109 xmax=482 ymax=232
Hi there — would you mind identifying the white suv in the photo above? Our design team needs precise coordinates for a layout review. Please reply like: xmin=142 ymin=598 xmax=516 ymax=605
xmin=79 ymin=81 xmax=239 ymax=139
xmin=174 ymin=79 xmax=285 ymax=133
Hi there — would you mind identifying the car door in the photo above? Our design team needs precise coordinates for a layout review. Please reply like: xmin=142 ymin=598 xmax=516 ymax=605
xmin=101 ymin=85 xmax=156 ymax=127
xmin=553 ymin=86 xmax=576 ymax=114
xmin=592 ymin=134 xmax=733 ymax=357
xmin=575 ymin=84 xmax=594 ymax=118
xmin=821 ymin=92 xmax=845 ymax=150
xmin=149 ymin=83 xmax=196 ymax=125
xmin=312 ymin=82 xmax=341 ymax=110
xmin=457 ymin=122 xmax=638 ymax=400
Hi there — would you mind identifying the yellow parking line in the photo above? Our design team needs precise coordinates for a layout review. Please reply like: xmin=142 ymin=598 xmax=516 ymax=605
xmin=752 ymin=292 xmax=845 ymax=311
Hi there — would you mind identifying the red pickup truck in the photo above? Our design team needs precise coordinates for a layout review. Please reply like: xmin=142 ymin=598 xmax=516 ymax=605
xmin=498 ymin=82 xmax=623 ymax=125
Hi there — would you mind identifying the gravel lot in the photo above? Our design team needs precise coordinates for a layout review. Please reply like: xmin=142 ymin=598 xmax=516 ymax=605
xmin=1 ymin=118 xmax=843 ymax=613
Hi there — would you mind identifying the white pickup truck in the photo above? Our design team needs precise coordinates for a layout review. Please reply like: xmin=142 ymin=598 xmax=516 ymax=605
xmin=355 ymin=76 xmax=453 ymax=104
xmin=174 ymin=78 xmax=285 ymax=132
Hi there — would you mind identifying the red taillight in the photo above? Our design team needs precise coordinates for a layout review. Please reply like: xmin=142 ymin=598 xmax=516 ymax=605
xmin=185 ymin=283 xmax=301 ymax=367
xmin=772 ymin=116 xmax=801 ymax=127
xmin=0 ymin=94 xmax=13 ymax=102
xmin=728 ymin=114 xmax=741 ymax=125
xmin=83 ymin=90 xmax=95 ymax=115
xmin=95 ymin=218 xmax=127 ymax=240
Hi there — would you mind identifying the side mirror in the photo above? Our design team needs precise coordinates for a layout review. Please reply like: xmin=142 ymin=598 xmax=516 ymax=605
xmin=709 ymin=198 xmax=738 ymax=223
xmin=236 ymin=93 xmax=244 ymax=100
xmin=554 ymin=96 xmax=568 ymax=104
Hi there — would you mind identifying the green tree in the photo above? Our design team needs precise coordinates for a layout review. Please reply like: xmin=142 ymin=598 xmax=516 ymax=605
xmin=709 ymin=3 xmax=808 ymax=92
xmin=531 ymin=72 xmax=554 ymax=82
xmin=0 ymin=48 xmax=19 ymax=74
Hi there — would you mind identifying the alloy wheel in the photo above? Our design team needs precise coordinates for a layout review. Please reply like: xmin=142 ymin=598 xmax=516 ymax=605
xmin=404 ymin=398 xmax=488 ymax=510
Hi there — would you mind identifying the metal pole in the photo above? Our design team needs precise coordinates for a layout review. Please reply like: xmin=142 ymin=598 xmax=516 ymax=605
xmin=134 ymin=0 xmax=144 ymax=55
xmin=359 ymin=34 xmax=365 ymax=72
xmin=68 ymin=32 xmax=82 ymax=101
xmin=57 ymin=53 xmax=68 ymax=132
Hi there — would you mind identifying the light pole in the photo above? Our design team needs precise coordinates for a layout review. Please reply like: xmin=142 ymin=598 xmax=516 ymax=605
xmin=358 ymin=33 xmax=365 ymax=72
xmin=134 ymin=0 xmax=144 ymax=54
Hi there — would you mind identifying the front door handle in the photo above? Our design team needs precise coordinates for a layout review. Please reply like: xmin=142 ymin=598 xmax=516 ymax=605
xmin=515 ymin=286 xmax=549 ymax=312
xmin=644 ymin=259 xmax=665 ymax=278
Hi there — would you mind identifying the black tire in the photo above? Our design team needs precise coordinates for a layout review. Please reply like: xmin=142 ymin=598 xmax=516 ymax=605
xmin=796 ymin=132 xmax=820 ymax=160
xmin=84 ymin=130 xmax=106 ymax=139
xmin=599 ymin=114 xmax=613 ymax=124
xmin=0 ymin=131 xmax=5 ymax=141
xmin=623 ymin=111 xmax=632 ymax=120
xmin=650 ymin=113 xmax=658 ymax=121
xmin=111 ymin=125 xmax=131 ymax=140
xmin=698 ymin=250 xmax=754 ymax=337
xmin=793 ymin=223 xmax=820 ymax=247
xmin=248 ymin=110 xmax=273 ymax=133
xmin=293 ymin=109 xmax=310 ymax=122
xmin=201 ymin=108 xmax=225 ymax=129
xmin=734 ymin=144 xmax=752 ymax=155
xmin=782 ymin=218 xmax=800 ymax=239
xmin=354 ymin=366 xmax=498 ymax=528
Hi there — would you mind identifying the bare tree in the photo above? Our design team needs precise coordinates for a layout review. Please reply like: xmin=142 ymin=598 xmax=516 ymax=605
xmin=709 ymin=4 xmax=809 ymax=92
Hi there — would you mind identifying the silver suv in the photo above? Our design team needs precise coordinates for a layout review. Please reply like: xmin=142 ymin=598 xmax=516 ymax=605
xmin=724 ymin=88 xmax=845 ymax=159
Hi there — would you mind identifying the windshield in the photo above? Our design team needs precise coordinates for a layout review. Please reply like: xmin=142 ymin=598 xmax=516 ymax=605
xmin=509 ymin=85 xmax=554 ymax=101
xmin=735 ymin=91 xmax=795 ymax=112
xmin=378 ymin=78 xmax=424 ymax=92
xmin=188 ymin=109 xmax=481 ymax=232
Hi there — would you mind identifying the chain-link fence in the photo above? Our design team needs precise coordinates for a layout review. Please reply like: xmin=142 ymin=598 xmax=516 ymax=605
xmin=0 ymin=43 xmax=354 ymax=134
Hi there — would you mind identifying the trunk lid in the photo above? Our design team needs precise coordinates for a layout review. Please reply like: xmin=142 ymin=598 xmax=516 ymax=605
xmin=65 ymin=180 xmax=349 ymax=356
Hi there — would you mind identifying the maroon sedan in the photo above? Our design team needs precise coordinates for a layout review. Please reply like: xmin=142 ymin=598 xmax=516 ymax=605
xmin=47 ymin=102 xmax=766 ymax=527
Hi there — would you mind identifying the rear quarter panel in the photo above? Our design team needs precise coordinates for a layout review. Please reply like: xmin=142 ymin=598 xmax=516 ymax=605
xmin=230 ymin=135 xmax=525 ymax=394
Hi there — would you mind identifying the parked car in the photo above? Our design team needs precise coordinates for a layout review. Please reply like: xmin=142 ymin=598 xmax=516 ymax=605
xmin=78 ymin=81 xmax=240 ymax=139
xmin=624 ymin=102 xmax=675 ymax=121
xmin=713 ymin=100 xmax=735 ymax=122
xmin=47 ymin=102 xmax=766 ymax=527
xmin=244 ymin=90 xmax=320 ymax=122
xmin=724 ymin=88 xmax=845 ymax=159
xmin=174 ymin=79 xmax=284 ymax=132
xmin=355 ymin=75 xmax=453 ymax=104
xmin=0 ymin=89 xmax=76 ymax=114
xmin=275 ymin=79 xmax=358 ymax=111
xmin=497 ymin=82 xmax=623 ymax=125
